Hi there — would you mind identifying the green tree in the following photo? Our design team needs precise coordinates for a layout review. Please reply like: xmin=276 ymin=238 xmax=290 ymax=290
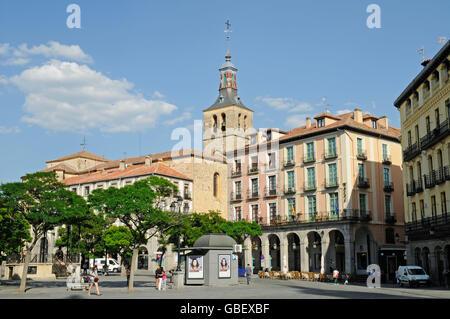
xmin=0 ymin=195 xmax=31 ymax=263
xmin=0 ymin=172 xmax=85 ymax=292
xmin=102 ymin=225 xmax=133 ymax=269
xmin=88 ymin=176 xmax=177 ymax=291
xmin=220 ymin=220 xmax=262 ymax=245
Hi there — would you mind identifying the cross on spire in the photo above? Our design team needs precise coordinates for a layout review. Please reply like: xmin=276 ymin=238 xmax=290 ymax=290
xmin=80 ymin=136 xmax=87 ymax=150
xmin=224 ymin=19 xmax=232 ymax=53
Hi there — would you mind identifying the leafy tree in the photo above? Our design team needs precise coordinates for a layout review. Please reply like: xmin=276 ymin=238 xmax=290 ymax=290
xmin=88 ymin=176 xmax=177 ymax=291
xmin=102 ymin=225 xmax=133 ymax=268
xmin=0 ymin=172 xmax=86 ymax=292
xmin=0 ymin=195 xmax=31 ymax=263
xmin=220 ymin=220 xmax=262 ymax=245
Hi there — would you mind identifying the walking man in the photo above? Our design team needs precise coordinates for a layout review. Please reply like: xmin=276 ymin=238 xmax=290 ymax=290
xmin=245 ymin=264 xmax=253 ymax=285
xmin=333 ymin=268 xmax=339 ymax=285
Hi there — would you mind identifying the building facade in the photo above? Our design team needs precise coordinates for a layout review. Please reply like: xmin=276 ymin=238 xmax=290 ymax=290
xmin=227 ymin=109 xmax=406 ymax=282
xmin=395 ymin=40 xmax=450 ymax=285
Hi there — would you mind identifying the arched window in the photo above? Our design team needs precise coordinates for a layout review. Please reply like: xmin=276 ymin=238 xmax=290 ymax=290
xmin=244 ymin=115 xmax=247 ymax=131
xmin=213 ymin=115 xmax=218 ymax=131
xmin=238 ymin=113 xmax=241 ymax=129
xmin=438 ymin=149 xmax=443 ymax=168
xmin=221 ymin=113 xmax=226 ymax=132
xmin=213 ymin=173 xmax=219 ymax=198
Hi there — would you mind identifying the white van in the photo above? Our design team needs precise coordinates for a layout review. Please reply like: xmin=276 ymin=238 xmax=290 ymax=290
xmin=397 ymin=266 xmax=431 ymax=287
xmin=90 ymin=258 xmax=121 ymax=273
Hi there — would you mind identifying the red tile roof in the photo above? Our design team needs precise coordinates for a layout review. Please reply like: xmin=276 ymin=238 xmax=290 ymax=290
xmin=41 ymin=163 xmax=78 ymax=174
xmin=46 ymin=150 xmax=110 ymax=164
xmin=61 ymin=162 xmax=192 ymax=186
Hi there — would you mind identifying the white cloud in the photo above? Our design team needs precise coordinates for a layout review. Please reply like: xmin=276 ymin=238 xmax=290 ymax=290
xmin=0 ymin=75 xmax=8 ymax=85
xmin=2 ymin=57 xmax=31 ymax=66
xmin=9 ymin=60 xmax=177 ymax=132
xmin=336 ymin=109 xmax=352 ymax=115
xmin=0 ymin=43 xmax=11 ymax=55
xmin=256 ymin=96 xmax=313 ymax=113
xmin=152 ymin=91 xmax=165 ymax=99
xmin=284 ymin=114 xmax=309 ymax=128
xmin=15 ymin=41 xmax=93 ymax=63
xmin=164 ymin=112 xmax=192 ymax=126
xmin=0 ymin=126 xmax=20 ymax=134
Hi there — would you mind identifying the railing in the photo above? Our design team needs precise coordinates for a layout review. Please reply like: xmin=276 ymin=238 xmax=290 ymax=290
xmin=283 ymin=159 xmax=295 ymax=168
xmin=325 ymin=179 xmax=339 ymax=188
xmin=403 ymin=142 xmax=420 ymax=162
xmin=247 ymin=190 xmax=259 ymax=199
xmin=383 ymin=182 xmax=394 ymax=192
xmin=304 ymin=183 xmax=316 ymax=192
xmin=183 ymin=191 xmax=192 ymax=200
xmin=406 ymin=182 xmax=416 ymax=196
xmin=283 ymin=185 xmax=296 ymax=195
xmin=303 ymin=155 xmax=315 ymax=164
xmin=420 ymin=119 xmax=449 ymax=151
xmin=230 ymin=191 xmax=243 ymax=201
xmin=248 ymin=165 xmax=259 ymax=174
xmin=406 ymin=214 xmax=450 ymax=234
xmin=264 ymin=186 xmax=279 ymax=197
xmin=357 ymin=177 xmax=370 ymax=188
xmin=231 ymin=168 xmax=242 ymax=177
xmin=356 ymin=151 xmax=367 ymax=160
xmin=424 ymin=173 xmax=436 ymax=189
xmin=324 ymin=152 xmax=338 ymax=160
xmin=382 ymin=155 xmax=391 ymax=165
xmin=385 ymin=215 xmax=397 ymax=224
xmin=436 ymin=167 xmax=446 ymax=184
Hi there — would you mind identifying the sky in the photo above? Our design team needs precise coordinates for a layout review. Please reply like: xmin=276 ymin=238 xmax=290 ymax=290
xmin=0 ymin=0 xmax=449 ymax=183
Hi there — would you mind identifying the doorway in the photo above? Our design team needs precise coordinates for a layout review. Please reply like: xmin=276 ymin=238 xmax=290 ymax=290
xmin=386 ymin=256 xmax=397 ymax=283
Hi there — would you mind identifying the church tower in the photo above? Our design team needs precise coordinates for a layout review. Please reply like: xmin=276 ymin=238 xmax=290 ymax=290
xmin=203 ymin=49 xmax=254 ymax=157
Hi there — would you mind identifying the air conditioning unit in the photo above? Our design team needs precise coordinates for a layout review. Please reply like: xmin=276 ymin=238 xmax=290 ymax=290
xmin=234 ymin=244 xmax=242 ymax=253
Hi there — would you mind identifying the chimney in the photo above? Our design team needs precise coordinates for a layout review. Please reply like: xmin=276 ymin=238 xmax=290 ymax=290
xmin=119 ymin=160 xmax=125 ymax=170
xmin=378 ymin=116 xmax=389 ymax=130
xmin=306 ymin=117 xmax=311 ymax=128
xmin=145 ymin=156 xmax=152 ymax=166
xmin=353 ymin=108 xmax=363 ymax=123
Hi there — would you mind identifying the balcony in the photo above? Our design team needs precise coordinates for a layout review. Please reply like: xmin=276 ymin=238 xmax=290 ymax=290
xmin=283 ymin=185 xmax=296 ymax=195
xmin=264 ymin=186 xmax=279 ymax=197
xmin=445 ymin=166 xmax=450 ymax=181
xmin=403 ymin=142 xmax=420 ymax=162
xmin=358 ymin=210 xmax=372 ymax=222
xmin=357 ymin=177 xmax=370 ymax=189
xmin=283 ymin=159 xmax=295 ymax=168
xmin=248 ymin=165 xmax=259 ymax=175
xmin=183 ymin=191 xmax=192 ymax=200
xmin=325 ymin=179 xmax=339 ymax=189
xmin=406 ymin=182 xmax=416 ymax=196
xmin=420 ymin=119 xmax=449 ymax=151
xmin=382 ymin=155 xmax=391 ymax=165
xmin=231 ymin=168 xmax=242 ymax=177
xmin=230 ymin=191 xmax=243 ymax=202
xmin=385 ymin=215 xmax=397 ymax=224
xmin=304 ymin=183 xmax=316 ymax=192
xmin=406 ymin=215 xmax=450 ymax=240
xmin=324 ymin=152 xmax=338 ymax=160
xmin=424 ymin=173 xmax=436 ymax=189
xmin=356 ymin=151 xmax=367 ymax=160
xmin=383 ymin=182 xmax=394 ymax=193
xmin=247 ymin=190 xmax=259 ymax=200
xmin=436 ymin=167 xmax=446 ymax=185
xmin=303 ymin=155 xmax=315 ymax=164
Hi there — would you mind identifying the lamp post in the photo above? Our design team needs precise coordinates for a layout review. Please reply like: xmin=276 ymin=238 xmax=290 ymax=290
xmin=171 ymin=196 xmax=184 ymax=272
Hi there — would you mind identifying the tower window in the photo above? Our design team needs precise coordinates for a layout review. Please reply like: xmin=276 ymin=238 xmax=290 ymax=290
xmin=213 ymin=173 xmax=219 ymax=198
xmin=221 ymin=113 xmax=226 ymax=132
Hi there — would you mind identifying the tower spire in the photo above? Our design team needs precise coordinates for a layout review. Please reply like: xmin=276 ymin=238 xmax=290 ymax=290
xmin=225 ymin=19 xmax=232 ymax=56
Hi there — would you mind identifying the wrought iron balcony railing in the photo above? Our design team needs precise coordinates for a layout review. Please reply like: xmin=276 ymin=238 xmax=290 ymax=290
xmin=264 ymin=186 xmax=279 ymax=197
xmin=230 ymin=191 xmax=243 ymax=201
xmin=283 ymin=185 xmax=296 ymax=195
xmin=303 ymin=155 xmax=315 ymax=164
xmin=383 ymin=182 xmax=394 ymax=193
xmin=248 ymin=165 xmax=259 ymax=175
xmin=357 ymin=177 xmax=370 ymax=188
xmin=283 ymin=159 xmax=295 ymax=168
xmin=356 ymin=151 xmax=367 ymax=160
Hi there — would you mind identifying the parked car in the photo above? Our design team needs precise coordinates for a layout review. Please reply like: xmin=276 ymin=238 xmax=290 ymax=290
xmin=89 ymin=258 xmax=121 ymax=273
xmin=397 ymin=266 xmax=431 ymax=287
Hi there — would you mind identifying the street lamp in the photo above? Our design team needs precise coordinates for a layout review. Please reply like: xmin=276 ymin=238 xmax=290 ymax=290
xmin=171 ymin=195 xmax=184 ymax=272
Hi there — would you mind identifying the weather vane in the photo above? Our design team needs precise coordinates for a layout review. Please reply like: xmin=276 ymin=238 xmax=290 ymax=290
xmin=224 ymin=19 xmax=232 ymax=52
xmin=80 ymin=136 xmax=87 ymax=151
xmin=418 ymin=46 xmax=425 ymax=61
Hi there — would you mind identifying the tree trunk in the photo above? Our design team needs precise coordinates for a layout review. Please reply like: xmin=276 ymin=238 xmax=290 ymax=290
xmin=128 ymin=248 xmax=138 ymax=292
xmin=19 ymin=245 xmax=33 ymax=293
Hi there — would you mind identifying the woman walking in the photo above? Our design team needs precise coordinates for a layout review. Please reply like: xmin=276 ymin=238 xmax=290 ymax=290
xmin=88 ymin=265 xmax=102 ymax=296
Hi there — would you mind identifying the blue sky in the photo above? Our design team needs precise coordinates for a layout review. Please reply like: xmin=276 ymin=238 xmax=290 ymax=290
xmin=0 ymin=0 xmax=449 ymax=182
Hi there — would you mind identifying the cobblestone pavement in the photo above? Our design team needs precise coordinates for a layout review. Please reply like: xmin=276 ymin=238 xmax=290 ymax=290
xmin=1 ymin=274 xmax=450 ymax=299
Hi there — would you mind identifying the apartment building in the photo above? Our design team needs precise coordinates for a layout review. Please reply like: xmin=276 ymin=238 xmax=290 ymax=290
xmin=394 ymin=40 xmax=450 ymax=285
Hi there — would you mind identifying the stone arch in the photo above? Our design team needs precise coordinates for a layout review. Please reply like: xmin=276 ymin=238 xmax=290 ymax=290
xmin=422 ymin=247 xmax=431 ymax=274
xmin=221 ymin=113 xmax=226 ymax=132
xmin=287 ymin=232 xmax=301 ymax=271
xmin=327 ymin=229 xmax=345 ymax=273
xmin=213 ymin=172 xmax=220 ymax=198
xmin=251 ymin=236 xmax=262 ymax=273
xmin=268 ymin=234 xmax=281 ymax=271
xmin=354 ymin=226 xmax=376 ymax=275
xmin=414 ymin=247 xmax=422 ymax=266
xmin=435 ymin=246 xmax=444 ymax=285
xmin=306 ymin=231 xmax=322 ymax=273
xmin=212 ymin=115 xmax=218 ymax=131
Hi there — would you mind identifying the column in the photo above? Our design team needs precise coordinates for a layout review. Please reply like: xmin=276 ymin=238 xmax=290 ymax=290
xmin=320 ymin=238 xmax=330 ymax=274
xmin=280 ymin=235 xmax=288 ymax=270
xmin=300 ymin=236 xmax=309 ymax=272
xmin=244 ymin=237 xmax=252 ymax=270
xmin=261 ymin=236 xmax=270 ymax=271
xmin=344 ymin=239 xmax=355 ymax=275
xmin=429 ymin=250 xmax=438 ymax=284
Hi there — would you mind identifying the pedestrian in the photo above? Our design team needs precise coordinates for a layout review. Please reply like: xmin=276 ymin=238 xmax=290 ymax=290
xmin=82 ymin=261 xmax=88 ymax=275
xmin=155 ymin=266 xmax=163 ymax=290
xmin=343 ymin=273 xmax=349 ymax=285
xmin=88 ymin=265 xmax=102 ymax=296
xmin=245 ymin=263 xmax=253 ymax=285
xmin=333 ymin=269 xmax=339 ymax=285
xmin=126 ymin=264 xmax=131 ymax=287
xmin=161 ymin=268 xmax=167 ymax=291
xmin=282 ymin=264 xmax=288 ymax=280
